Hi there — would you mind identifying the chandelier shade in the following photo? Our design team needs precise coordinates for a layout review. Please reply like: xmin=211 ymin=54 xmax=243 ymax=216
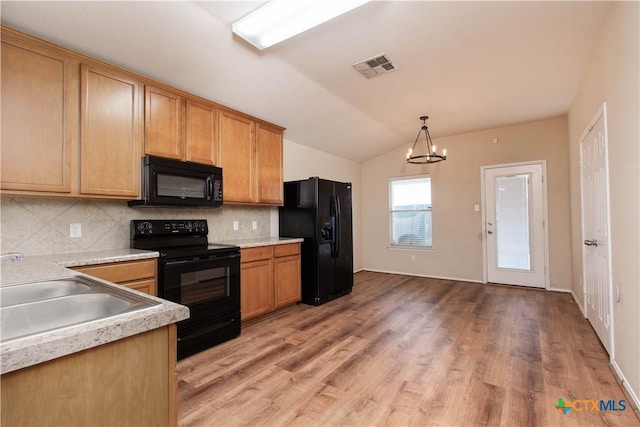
xmin=406 ymin=116 xmax=447 ymax=164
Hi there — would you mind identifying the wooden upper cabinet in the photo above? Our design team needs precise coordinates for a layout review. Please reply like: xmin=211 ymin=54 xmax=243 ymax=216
xmin=1 ymin=33 xmax=75 ymax=193
xmin=80 ymin=64 xmax=141 ymax=197
xmin=1 ymin=25 xmax=282 ymax=202
xmin=185 ymin=99 xmax=217 ymax=165
xmin=218 ymin=110 xmax=255 ymax=204
xmin=144 ymin=85 xmax=182 ymax=160
xmin=218 ymin=110 xmax=284 ymax=205
xmin=256 ymin=123 xmax=284 ymax=205
xmin=144 ymin=86 xmax=218 ymax=166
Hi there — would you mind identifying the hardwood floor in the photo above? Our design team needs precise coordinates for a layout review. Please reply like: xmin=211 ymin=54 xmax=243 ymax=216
xmin=177 ymin=271 xmax=639 ymax=426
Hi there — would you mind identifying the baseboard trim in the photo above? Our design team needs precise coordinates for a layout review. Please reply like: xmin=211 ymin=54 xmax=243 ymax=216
xmin=612 ymin=360 xmax=640 ymax=412
xmin=361 ymin=268 xmax=484 ymax=284
xmin=354 ymin=268 xmax=365 ymax=274
xmin=548 ymin=287 xmax=571 ymax=293
xmin=549 ymin=286 xmax=587 ymax=316
xmin=569 ymin=290 xmax=586 ymax=317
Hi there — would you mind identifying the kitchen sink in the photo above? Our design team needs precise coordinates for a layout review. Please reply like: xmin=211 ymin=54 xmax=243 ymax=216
xmin=0 ymin=280 xmax=91 ymax=307
xmin=0 ymin=277 xmax=160 ymax=343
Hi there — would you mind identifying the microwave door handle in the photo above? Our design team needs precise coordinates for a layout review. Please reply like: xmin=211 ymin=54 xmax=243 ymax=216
xmin=206 ymin=176 xmax=213 ymax=201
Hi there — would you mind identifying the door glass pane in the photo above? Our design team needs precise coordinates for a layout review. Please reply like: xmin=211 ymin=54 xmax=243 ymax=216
xmin=495 ymin=174 xmax=531 ymax=270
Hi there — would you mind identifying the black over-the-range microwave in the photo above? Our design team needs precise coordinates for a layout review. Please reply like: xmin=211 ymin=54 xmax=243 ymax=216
xmin=128 ymin=155 xmax=223 ymax=207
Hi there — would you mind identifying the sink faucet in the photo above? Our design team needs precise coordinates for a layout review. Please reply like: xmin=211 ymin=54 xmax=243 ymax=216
xmin=1 ymin=252 xmax=24 ymax=262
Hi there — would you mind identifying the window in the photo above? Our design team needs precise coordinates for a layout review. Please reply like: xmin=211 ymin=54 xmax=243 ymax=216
xmin=389 ymin=176 xmax=432 ymax=248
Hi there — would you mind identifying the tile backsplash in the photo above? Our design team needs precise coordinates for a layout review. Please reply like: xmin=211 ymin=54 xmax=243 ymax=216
xmin=0 ymin=196 xmax=273 ymax=256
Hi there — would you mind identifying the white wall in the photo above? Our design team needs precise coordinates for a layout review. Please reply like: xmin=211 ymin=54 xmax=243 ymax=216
xmin=280 ymin=139 xmax=362 ymax=271
xmin=568 ymin=1 xmax=640 ymax=405
xmin=361 ymin=116 xmax=572 ymax=288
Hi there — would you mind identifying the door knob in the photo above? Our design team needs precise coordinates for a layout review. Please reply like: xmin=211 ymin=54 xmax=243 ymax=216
xmin=584 ymin=239 xmax=598 ymax=247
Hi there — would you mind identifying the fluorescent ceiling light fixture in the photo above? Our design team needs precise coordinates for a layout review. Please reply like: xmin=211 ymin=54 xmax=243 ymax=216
xmin=232 ymin=0 xmax=371 ymax=50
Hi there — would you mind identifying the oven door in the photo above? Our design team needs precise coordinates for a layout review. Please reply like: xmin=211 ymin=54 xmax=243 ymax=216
xmin=160 ymin=252 xmax=240 ymax=318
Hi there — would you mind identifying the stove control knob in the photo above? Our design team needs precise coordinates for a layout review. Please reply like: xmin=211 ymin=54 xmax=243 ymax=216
xmin=136 ymin=221 xmax=152 ymax=234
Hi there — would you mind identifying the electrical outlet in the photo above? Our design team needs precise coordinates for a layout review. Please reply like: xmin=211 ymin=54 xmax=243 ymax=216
xmin=252 ymin=221 xmax=257 ymax=231
xmin=70 ymin=223 xmax=82 ymax=238
xmin=233 ymin=221 xmax=239 ymax=231
xmin=410 ymin=255 xmax=416 ymax=262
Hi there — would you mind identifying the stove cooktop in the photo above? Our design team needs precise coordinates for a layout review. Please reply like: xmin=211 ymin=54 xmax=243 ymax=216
xmin=131 ymin=219 xmax=239 ymax=259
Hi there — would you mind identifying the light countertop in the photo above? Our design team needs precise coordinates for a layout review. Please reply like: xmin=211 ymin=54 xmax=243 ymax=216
xmin=213 ymin=236 xmax=303 ymax=248
xmin=0 ymin=248 xmax=189 ymax=375
xmin=0 ymin=248 xmax=159 ymax=286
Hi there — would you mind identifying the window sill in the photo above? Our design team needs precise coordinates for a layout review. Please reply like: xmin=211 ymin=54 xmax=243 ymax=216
xmin=388 ymin=246 xmax=433 ymax=252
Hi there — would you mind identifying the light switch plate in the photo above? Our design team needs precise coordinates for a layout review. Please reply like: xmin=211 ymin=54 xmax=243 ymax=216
xmin=252 ymin=221 xmax=257 ymax=230
xmin=233 ymin=221 xmax=239 ymax=231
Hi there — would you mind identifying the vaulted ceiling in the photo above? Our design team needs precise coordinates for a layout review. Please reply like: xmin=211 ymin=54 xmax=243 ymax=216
xmin=1 ymin=1 xmax=611 ymax=162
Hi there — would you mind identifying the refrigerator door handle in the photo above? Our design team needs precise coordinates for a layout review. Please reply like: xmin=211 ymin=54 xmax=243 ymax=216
xmin=335 ymin=195 xmax=341 ymax=257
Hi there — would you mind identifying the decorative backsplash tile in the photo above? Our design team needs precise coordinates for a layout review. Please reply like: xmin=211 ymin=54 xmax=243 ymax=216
xmin=0 ymin=196 xmax=272 ymax=256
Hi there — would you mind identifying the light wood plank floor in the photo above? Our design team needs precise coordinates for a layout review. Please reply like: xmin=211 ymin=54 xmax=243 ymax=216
xmin=177 ymin=271 xmax=639 ymax=426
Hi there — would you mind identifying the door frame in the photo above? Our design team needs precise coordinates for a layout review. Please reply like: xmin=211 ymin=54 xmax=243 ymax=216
xmin=578 ymin=102 xmax=614 ymax=360
xmin=480 ymin=160 xmax=550 ymax=288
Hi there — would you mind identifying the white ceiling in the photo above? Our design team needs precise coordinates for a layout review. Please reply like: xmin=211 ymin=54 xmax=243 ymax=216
xmin=1 ymin=1 xmax=610 ymax=162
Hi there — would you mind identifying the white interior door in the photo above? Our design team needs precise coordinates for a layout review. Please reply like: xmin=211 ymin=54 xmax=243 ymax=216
xmin=580 ymin=103 xmax=613 ymax=356
xmin=483 ymin=163 xmax=547 ymax=287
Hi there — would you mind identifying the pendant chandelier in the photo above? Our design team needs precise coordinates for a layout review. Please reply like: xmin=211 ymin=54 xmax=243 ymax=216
xmin=406 ymin=116 xmax=447 ymax=164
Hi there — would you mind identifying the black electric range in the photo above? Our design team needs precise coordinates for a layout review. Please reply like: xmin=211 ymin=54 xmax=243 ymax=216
xmin=131 ymin=219 xmax=240 ymax=359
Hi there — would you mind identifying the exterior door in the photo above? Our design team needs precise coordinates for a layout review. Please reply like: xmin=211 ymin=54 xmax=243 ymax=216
xmin=483 ymin=163 xmax=547 ymax=287
xmin=580 ymin=103 xmax=613 ymax=356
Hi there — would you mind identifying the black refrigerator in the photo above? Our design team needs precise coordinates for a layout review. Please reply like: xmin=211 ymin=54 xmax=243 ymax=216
xmin=279 ymin=177 xmax=353 ymax=305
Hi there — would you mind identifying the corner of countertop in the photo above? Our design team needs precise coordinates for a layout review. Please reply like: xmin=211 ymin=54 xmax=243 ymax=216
xmin=212 ymin=236 xmax=304 ymax=248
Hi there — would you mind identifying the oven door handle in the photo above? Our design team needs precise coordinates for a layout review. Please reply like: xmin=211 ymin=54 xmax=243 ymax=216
xmin=164 ymin=254 xmax=239 ymax=266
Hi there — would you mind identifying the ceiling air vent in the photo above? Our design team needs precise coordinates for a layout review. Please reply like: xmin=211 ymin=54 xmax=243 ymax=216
xmin=353 ymin=53 xmax=397 ymax=79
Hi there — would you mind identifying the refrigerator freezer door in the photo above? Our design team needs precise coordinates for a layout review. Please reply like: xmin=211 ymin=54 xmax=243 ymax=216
xmin=334 ymin=182 xmax=354 ymax=294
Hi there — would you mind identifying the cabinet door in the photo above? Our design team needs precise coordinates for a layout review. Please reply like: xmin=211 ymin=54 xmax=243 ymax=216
xmin=218 ymin=110 xmax=254 ymax=203
xmin=274 ymin=254 xmax=301 ymax=309
xmin=80 ymin=64 xmax=141 ymax=197
xmin=120 ymin=278 xmax=157 ymax=296
xmin=185 ymin=99 xmax=217 ymax=165
xmin=144 ymin=85 xmax=182 ymax=160
xmin=1 ymin=35 xmax=75 ymax=193
xmin=255 ymin=123 xmax=284 ymax=205
xmin=240 ymin=259 xmax=273 ymax=321
xmin=72 ymin=259 xmax=157 ymax=296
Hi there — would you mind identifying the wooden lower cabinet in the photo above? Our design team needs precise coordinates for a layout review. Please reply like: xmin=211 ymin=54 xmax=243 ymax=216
xmin=240 ymin=257 xmax=274 ymax=321
xmin=1 ymin=325 xmax=178 ymax=427
xmin=241 ymin=243 xmax=301 ymax=322
xmin=274 ymin=244 xmax=302 ymax=309
xmin=72 ymin=258 xmax=157 ymax=296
